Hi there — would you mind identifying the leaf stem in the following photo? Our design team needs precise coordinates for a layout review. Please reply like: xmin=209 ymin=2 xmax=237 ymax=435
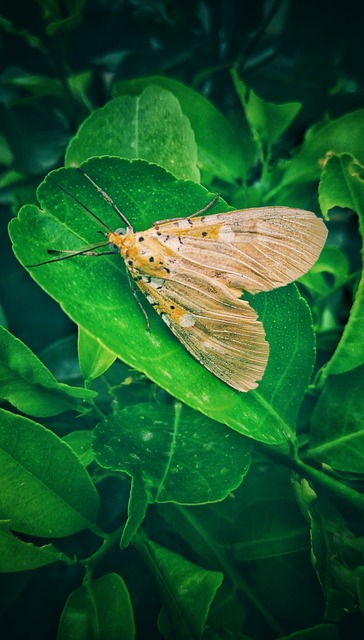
xmin=258 ymin=442 xmax=364 ymax=513
xmin=81 ymin=524 xmax=124 ymax=582
xmin=293 ymin=458 xmax=364 ymax=513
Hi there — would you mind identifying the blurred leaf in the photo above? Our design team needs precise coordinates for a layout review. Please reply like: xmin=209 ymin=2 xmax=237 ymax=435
xmin=309 ymin=366 xmax=364 ymax=473
xmin=0 ymin=409 xmax=99 ymax=537
xmin=134 ymin=531 xmax=223 ymax=640
xmin=1 ymin=70 xmax=92 ymax=101
xmin=78 ymin=327 xmax=116 ymax=381
xmin=2 ymin=73 xmax=64 ymax=97
xmin=0 ymin=15 xmax=46 ymax=52
xmin=113 ymin=75 xmax=251 ymax=184
xmin=0 ymin=100 xmax=70 ymax=175
xmin=93 ymin=402 xmax=252 ymax=504
xmin=319 ymin=154 xmax=364 ymax=376
xmin=0 ymin=134 xmax=14 ymax=166
xmin=299 ymin=246 xmax=350 ymax=297
xmin=10 ymin=156 xmax=317 ymax=444
xmin=0 ymin=520 xmax=72 ymax=573
xmin=279 ymin=110 xmax=364 ymax=190
xmin=65 ymin=86 xmax=199 ymax=181
xmin=0 ymin=325 xmax=96 ymax=416
xmin=35 ymin=0 xmax=86 ymax=35
xmin=57 ymin=573 xmax=135 ymax=640
xmin=231 ymin=70 xmax=301 ymax=148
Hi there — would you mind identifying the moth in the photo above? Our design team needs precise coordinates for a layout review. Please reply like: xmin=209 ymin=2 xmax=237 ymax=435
xmin=31 ymin=170 xmax=327 ymax=392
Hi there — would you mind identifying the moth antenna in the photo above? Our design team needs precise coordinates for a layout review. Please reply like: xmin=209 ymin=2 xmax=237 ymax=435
xmin=78 ymin=168 xmax=133 ymax=230
xmin=26 ymin=241 xmax=112 ymax=267
xmin=47 ymin=176 xmax=114 ymax=233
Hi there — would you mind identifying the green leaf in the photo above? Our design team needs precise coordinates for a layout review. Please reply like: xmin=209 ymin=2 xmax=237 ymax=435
xmin=205 ymin=582 xmax=245 ymax=637
xmin=93 ymin=403 xmax=252 ymax=504
xmin=279 ymin=109 xmax=364 ymax=189
xmin=309 ymin=366 xmax=364 ymax=473
xmin=231 ymin=70 xmax=301 ymax=148
xmin=308 ymin=497 xmax=360 ymax=621
xmin=113 ymin=75 xmax=251 ymax=184
xmin=134 ymin=531 xmax=223 ymax=640
xmin=159 ymin=474 xmax=306 ymax=570
xmin=120 ymin=476 xmax=149 ymax=549
xmin=227 ymin=498 xmax=309 ymax=561
xmin=57 ymin=573 xmax=135 ymax=640
xmin=10 ymin=156 xmax=317 ymax=444
xmin=277 ymin=623 xmax=340 ymax=640
xmin=0 ymin=325 xmax=97 ymax=417
xmin=65 ymin=87 xmax=199 ymax=182
xmin=78 ymin=327 xmax=116 ymax=381
xmin=0 ymin=520 xmax=73 ymax=573
xmin=299 ymin=246 xmax=350 ymax=297
xmin=357 ymin=566 xmax=364 ymax=615
xmin=0 ymin=409 xmax=99 ymax=537
xmin=319 ymin=154 xmax=364 ymax=376
xmin=62 ymin=430 xmax=94 ymax=467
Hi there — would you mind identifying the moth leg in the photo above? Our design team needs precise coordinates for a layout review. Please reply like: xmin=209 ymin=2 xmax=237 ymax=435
xmin=153 ymin=194 xmax=220 ymax=226
xmin=27 ymin=245 xmax=115 ymax=267
xmin=126 ymin=270 xmax=151 ymax=331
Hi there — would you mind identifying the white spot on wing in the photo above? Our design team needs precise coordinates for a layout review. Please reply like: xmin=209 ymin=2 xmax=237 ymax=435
xmin=149 ymin=277 xmax=164 ymax=289
xmin=179 ymin=313 xmax=196 ymax=328
xmin=218 ymin=225 xmax=235 ymax=243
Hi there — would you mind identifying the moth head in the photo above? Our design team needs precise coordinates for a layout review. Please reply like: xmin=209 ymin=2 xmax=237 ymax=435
xmin=108 ymin=227 xmax=128 ymax=251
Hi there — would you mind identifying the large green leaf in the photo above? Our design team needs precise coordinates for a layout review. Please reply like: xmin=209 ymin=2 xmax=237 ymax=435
xmin=93 ymin=403 xmax=252 ymax=504
xmin=0 ymin=409 xmax=99 ymax=537
xmin=113 ymin=75 xmax=252 ymax=184
xmin=0 ymin=325 xmax=97 ymax=416
xmin=9 ymin=156 xmax=317 ymax=444
xmin=65 ymin=86 xmax=199 ymax=182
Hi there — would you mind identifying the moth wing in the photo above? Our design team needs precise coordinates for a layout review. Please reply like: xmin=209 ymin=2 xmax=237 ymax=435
xmin=136 ymin=269 xmax=269 ymax=392
xmin=153 ymin=207 xmax=327 ymax=294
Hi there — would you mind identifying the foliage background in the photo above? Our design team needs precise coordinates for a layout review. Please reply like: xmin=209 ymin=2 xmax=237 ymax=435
xmin=1 ymin=1 xmax=364 ymax=639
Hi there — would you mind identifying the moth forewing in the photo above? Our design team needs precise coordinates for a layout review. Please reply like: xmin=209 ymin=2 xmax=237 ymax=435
xmin=145 ymin=207 xmax=328 ymax=296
